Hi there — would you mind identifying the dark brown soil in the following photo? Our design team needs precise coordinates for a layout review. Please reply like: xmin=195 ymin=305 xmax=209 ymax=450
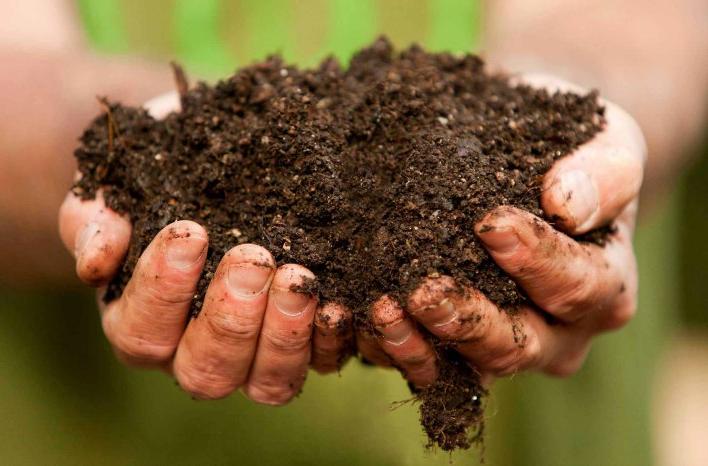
xmin=73 ymin=37 xmax=605 ymax=451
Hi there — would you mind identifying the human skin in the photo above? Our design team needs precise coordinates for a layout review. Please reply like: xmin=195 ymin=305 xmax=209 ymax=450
xmin=59 ymin=79 xmax=645 ymax=396
xmin=4 ymin=0 xmax=706 ymax=401
xmin=363 ymin=0 xmax=708 ymax=385
xmin=59 ymin=94 xmax=354 ymax=403
xmin=0 ymin=0 xmax=170 ymax=285
xmin=483 ymin=0 xmax=708 ymax=207
xmin=369 ymin=77 xmax=645 ymax=385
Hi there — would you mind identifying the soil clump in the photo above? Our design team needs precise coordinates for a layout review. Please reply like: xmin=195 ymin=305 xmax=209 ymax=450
xmin=73 ymin=37 xmax=606 ymax=450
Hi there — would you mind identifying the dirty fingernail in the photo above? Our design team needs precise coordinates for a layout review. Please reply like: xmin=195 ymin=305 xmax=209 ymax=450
xmin=165 ymin=231 xmax=207 ymax=269
xmin=315 ymin=304 xmax=350 ymax=334
xmin=377 ymin=320 xmax=412 ymax=346
xmin=75 ymin=222 xmax=100 ymax=257
xmin=477 ymin=225 xmax=519 ymax=254
xmin=429 ymin=299 xmax=458 ymax=327
xmin=556 ymin=169 xmax=598 ymax=229
xmin=228 ymin=263 xmax=273 ymax=298
xmin=272 ymin=287 xmax=312 ymax=316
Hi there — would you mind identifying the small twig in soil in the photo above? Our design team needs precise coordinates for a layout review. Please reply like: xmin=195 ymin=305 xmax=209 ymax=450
xmin=96 ymin=96 xmax=121 ymax=151
xmin=171 ymin=61 xmax=190 ymax=100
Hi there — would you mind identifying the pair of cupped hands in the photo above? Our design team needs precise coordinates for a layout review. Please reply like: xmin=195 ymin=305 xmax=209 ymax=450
xmin=59 ymin=74 xmax=646 ymax=405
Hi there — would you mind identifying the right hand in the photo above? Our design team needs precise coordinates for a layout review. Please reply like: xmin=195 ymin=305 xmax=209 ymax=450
xmin=58 ymin=93 xmax=353 ymax=404
xmin=361 ymin=75 xmax=645 ymax=389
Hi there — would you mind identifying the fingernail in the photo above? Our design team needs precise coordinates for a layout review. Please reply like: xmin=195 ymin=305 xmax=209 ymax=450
xmin=556 ymin=169 xmax=599 ymax=229
xmin=376 ymin=320 xmax=412 ymax=346
xmin=75 ymin=222 xmax=100 ymax=257
xmin=227 ymin=263 xmax=273 ymax=298
xmin=272 ymin=286 xmax=312 ymax=317
xmin=165 ymin=230 xmax=207 ymax=269
xmin=477 ymin=225 xmax=519 ymax=254
xmin=315 ymin=304 xmax=350 ymax=335
xmin=430 ymin=299 xmax=458 ymax=327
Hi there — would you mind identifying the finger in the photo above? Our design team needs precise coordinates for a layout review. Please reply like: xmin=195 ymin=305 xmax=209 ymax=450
xmin=356 ymin=330 xmax=394 ymax=367
xmin=101 ymin=220 xmax=208 ymax=367
xmin=58 ymin=190 xmax=131 ymax=286
xmin=173 ymin=244 xmax=275 ymax=399
xmin=371 ymin=296 xmax=438 ymax=388
xmin=144 ymin=91 xmax=180 ymax=119
xmin=407 ymin=277 xmax=591 ymax=377
xmin=311 ymin=303 xmax=354 ymax=374
xmin=480 ymin=373 xmax=496 ymax=387
xmin=513 ymin=72 xmax=587 ymax=94
xmin=541 ymin=100 xmax=645 ymax=234
xmin=243 ymin=264 xmax=317 ymax=406
xmin=475 ymin=206 xmax=636 ymax=324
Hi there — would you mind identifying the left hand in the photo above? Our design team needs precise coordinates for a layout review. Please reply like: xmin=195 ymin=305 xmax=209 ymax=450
xmin=363 ymin=74 xmax=646 ymax=387
xmin=59 ymin=93 xmax=354 ymax=404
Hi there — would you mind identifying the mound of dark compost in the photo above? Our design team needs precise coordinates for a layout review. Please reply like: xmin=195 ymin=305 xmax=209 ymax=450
xmin=73 ymin=37 xmax=605 ymax=451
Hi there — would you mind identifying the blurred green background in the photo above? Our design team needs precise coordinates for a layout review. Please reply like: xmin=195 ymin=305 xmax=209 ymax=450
xmin=0 ymin=1 xmax=705 ymax=465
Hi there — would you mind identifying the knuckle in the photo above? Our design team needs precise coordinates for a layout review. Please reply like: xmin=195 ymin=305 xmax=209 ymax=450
xmin=359 ymin=347 xmax=393 ymax=367
xmin=403 ymin=369 xmax=435 ymax=388
xmin=450 ymin=309 xmax=492 ymax=343
xmin=483 ymin=350 xmax=523 ymax=376
xmin=312 ymin=347 xmax=352 ymax=374
xmin=205 ymin=311 xmax=261 ymax=344
xmin=311 ymin=336 xmax=337 ymax=355
xmin=245 ymin=380 xmax=298 ymax=406
xmin=311 ymin=361 xmax=338 ymax=374
xmin=542 ymin=274 xmax=597 ymax=318
xmin=600 ymin=296 xmax=637 ymax=331
xmin=263 ymin=326 xmax=311 ymax=354
xmin=399 ymin=350 xmax=435 ymax=370
xmin=111 ymin=333 xmax=174 ymax=365
xmin=176 ymin=368 xmax=238 ymax=400
xmin=364 ymin=355 xmax=393 ymax=367
xmin=400 ymin=359 xmax=437 ymax=387
xmin=544 ymin=349 xmax=589 ymax=378
xmin=312 ymin=341 xmax=351 ymax=371
xmin=357 ymin=346 xmax=393 ymax=368
xmin=520 ymin=332 xmax=543 ymax=367
xmin=128 ymin=273 xmax=196 ymax=309
xmin=484 ymin=332 xmax=540 ymax=376
xmin=545 ymin=359 xmax=583 ymax=378
xmin=613 ymin=144 xmax=644 ymax=184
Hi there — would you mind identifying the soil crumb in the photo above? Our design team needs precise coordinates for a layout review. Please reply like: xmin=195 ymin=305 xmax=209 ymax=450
xmin=73 ymin=37 xmax=606 ymax=451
